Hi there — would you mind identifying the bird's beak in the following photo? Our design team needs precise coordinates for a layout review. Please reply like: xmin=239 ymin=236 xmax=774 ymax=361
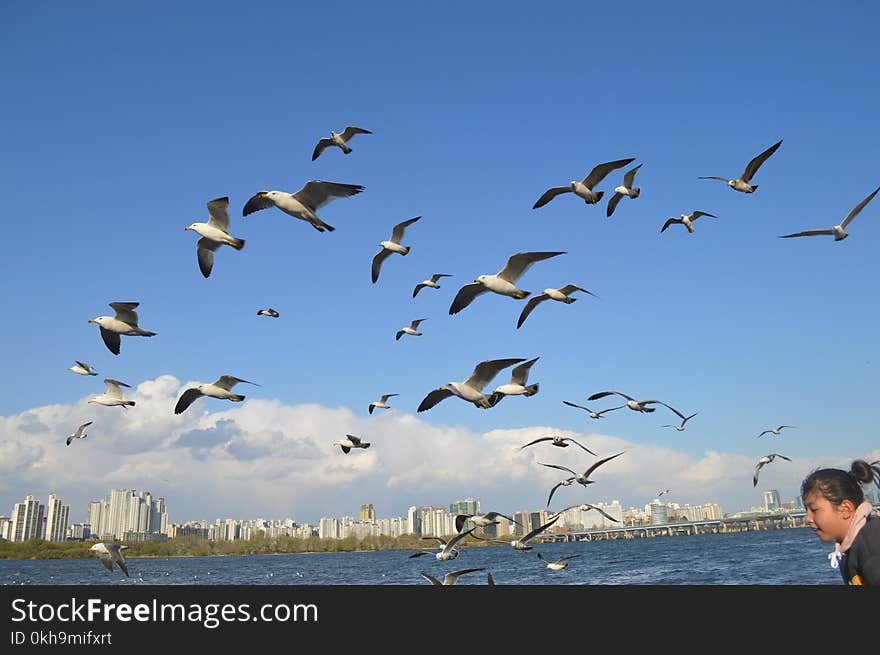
xmin=88 ymin=319 xmax=95 ymax=324
xmin=258 ymin=192 xmax=269 ymax=199
xmin=184 ymin=226 xmax=191 ymax=231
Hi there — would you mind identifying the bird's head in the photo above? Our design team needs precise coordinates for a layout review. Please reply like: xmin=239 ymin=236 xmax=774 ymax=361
xmin=89 ymin=544 xmax=101 ymax=552
xmin=184 ymin=223 xmax=198 ymax=232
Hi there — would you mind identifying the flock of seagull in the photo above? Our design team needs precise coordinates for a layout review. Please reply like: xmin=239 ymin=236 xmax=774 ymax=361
xmin=63 ymin=123 xmax=876 ymax=583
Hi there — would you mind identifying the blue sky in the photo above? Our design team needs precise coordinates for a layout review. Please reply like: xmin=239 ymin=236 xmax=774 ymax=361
xmin=2 ymin=2 xmax=878 ymax=526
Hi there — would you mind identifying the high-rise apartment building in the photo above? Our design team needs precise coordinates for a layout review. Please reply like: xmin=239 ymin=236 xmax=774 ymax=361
xmin=9 ymin=495 xmax=44 ymax=542
xmin=763 ymin=489 xmax=781 ymax=512
xmin=44 ymin=493 xmax=70 ymax=542
xmin=86 ymin=489 xmax=168 ymax=540
xmin=449 ymin=497 xmax=479 ymax=517
xmin=359 ymin=504 xmax=376 ymax=522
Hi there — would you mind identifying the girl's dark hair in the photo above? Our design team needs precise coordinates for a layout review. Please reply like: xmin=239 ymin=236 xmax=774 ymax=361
xmin=801 ymin=459 xmax=880 ymax=506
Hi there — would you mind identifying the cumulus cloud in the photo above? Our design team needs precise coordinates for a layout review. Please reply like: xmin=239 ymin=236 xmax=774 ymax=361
xmin=0 ymin=375 xmax=874 ymax=525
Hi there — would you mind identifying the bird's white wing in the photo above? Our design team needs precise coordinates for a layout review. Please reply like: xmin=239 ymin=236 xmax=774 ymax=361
xmin=103 ymin=379 xmax=129 ymax=397
xmin=516 ymin=294 xmax=547 ymax=329
xmin=311 ymin=137 xmax=334 ymax=161
xmin=206 ymin=196 xmax=230 ymax=231
xmin=110 ymin=302 xmax=140 ymax=325
xmin=294 ymin=180 xmax=365 ymax=210
xmin=532 ymin=186 xmax=571 ymax=209
xmin=741 ymin=140 xmax=782 ymax=182
xmin=75 ymin=421 xmax=93 ymax=437
xmin=371 ymin=248 xmax=393 ymax=284
xmin=497 ymin=251 xmax=566 ymax=283
xmin=623 ymin=163 xmax=642 ymax=188
xmin=196 ymin=237 xmax=221 ymax=278
xmin=390 ymin=216 xmax=421 ymax=243
xmin=582 ymin=158 xmax=635 ymax=188
xmin=448 ymin=282 xmax=489 ymax=315
xmin=779 ymin=229 xmax=834 ymax=238
xmin=339 ymin=126 xmax=372 ymax=141
xmin=465 ymin=358 xmax=526 ymax=392
xmin=841 ymin=185 xmax=880 ymax=229
xmin=509 ymin=357 xmax=539 ymax=386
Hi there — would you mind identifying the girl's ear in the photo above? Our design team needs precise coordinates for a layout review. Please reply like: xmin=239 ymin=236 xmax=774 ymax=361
xmin=838 ymin=499 xmax=856 ymax=518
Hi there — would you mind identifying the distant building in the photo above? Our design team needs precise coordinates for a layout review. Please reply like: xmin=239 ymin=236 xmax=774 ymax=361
xmin=0 ymin=516 xmax=10 ymax=540
xmin=9 ymin=495 xmax=44 ymax=542
xmin=648 ymin=500 xmax=668 ymax=525
xmin=44 ymin=493 xmax=70 ymax=542
xmin=763 ymin=490 xmax=781 ymax=512
xmin=449 ymin=497 xmax=480 ymax=517
xmin=359 ymin=504 xmax=376 ymax=522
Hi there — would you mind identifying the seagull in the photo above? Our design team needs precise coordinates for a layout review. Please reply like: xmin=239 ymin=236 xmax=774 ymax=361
xmin=449 ymin=251 xmax=566 ymax=315
xmin=516 ymin=284 xmax=596 ymax=329
xmin=662 ymin=412 xmax=699 ymax=431
xmin=66 ymin=420 xmax=93 ymax=446
xmin=561 ymin=400 xmax=626 ymax=420
xmin=779 ymin=186 xmax=879 ymax=241
xmin=454 ymin=512 xmax=520 ymax=533
xmin=509 ymin=515 xmax=560 ymax=551
xmin=488 ymin=356 xmax=540 ymax=406
xmin=487 ymin=572 xmax=496 ymax=586
xmin=174 ymin=376 xmax=258 ymax=415
xmin=396 ymin=318 xmax=427 ymax=341
xmin=552 ymin=503 xmax=621 ymax=523
xmin=311 ymin=125 xmax=372 ymax=160
xmin=90 ymin=543 xmax=129 ymax=577
xmin=658 ymin=489 xmax=670 ymax=497
xmin=537 ymin=552 xmax=580 ymax=571
xmin=417 ymin=357 xmax=526 ymax=412
xmin=409 ymin=528 xmax=477 ymax=561
xmin=757 ymin=425 xmax=797 ymax=438
xmin=699 ymin=139 xmax=782 ymax=193
xmin=372 ymin=216 xmax=421 ymax=283
xmin=606 ymin=163 xmax=643 ymax=218
xmin=661 ymin=211 xmax=718 ymax=234
xmin=587 ymin=391 xmax=686 ymax=417
xmin=753 ymin=453 xmax=792 ymax=487
xmin=88 ymin=379 xmax=136 ymax=409
xmin=69 ymin=361 xmax=98 ymax=376
xmin=420 ymin=567 xmax=486 ymax=586
xmin=541 ymin=451 xmax=626 ymax=507
xmin=257 ymin=308 xmax=280 ymax=318
xmin=413 ymin=273 xmax=453 ymax=298
xmin=184 ymin=196 xmax=245 ymax=278
xmin=333 ymin=434 xmax=371 ymax=454
xmin=533 ymin=158 xmax=635 ymax=208
xmin=242 ymin=180 xmax=365 ymax=233
xmin=368 ymin=393 xmax=398 ymax=414
xmin=517 ymin=435 xmax=596 ymax=456
xmin=88 ymin=302 xmax=157 ymax=356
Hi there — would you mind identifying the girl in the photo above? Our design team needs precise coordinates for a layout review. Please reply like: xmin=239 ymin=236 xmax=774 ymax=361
xmin=801 ymin=459 xmax=880 ymax=585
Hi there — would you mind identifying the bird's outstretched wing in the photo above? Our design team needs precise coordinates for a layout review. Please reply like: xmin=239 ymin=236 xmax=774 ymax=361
xmin=539 ymin=462 xmax=578 ymax=476
xmin=390 ymin=216 xmax=421 ymax=243
xmin=465 ymin=358 xmax=526 ymax=392
xmin=498 ymin=251 xmax=566 ymax=284
xmin=99 ymin=328 xmax=121 ymax=355
xmin=294 ymin=180 xmax=365 ymax=210
xmin=523 ymin=515 xmax=560 ymax=542
xmin=442 ymin=568 xmax=485 ymax=585
xmin=516 ymin=294 xmax=547 ymax=329
xmin=564 ymin=438 xmax=596 ymax=455
xmin=420 ymin=571 xmax=444 ymax=585
xmin=582 ymin=451 xmax=625 ymax=479
xmin=779 ymin=229 xmax=834 ymax=238
xmin=741 ymin=140 xmax=782 ymax=182
xmin=559 ymin=284 xmax=594 ymax=297
xmin=449 ymin=282 xmax=489 ymax=315
xmin=698 ymin=176 xmax=731 ymax=183
xmin=691 ymin=211 xmax=717 ymax=220
xmin=509 ymin=357 xmax=539 ymax=385
xmin=772 ymin=453 xmax=792 ymax=461
xmin=532 ymin=186 xmax=572 ymax=209
xmin=196 ymin=237 xmax=221 ymax=278
xmin=206 ymin=196 xmax=231 ymax=231
xmin=214 ymin=376 xmax=255 ymax=390
xmin=661 ymin=218 xmax=681 ymax=233
xmin=242 ymin=191 xmax=274 ymax=216
xmin=454 ymin=514 xmax=474 ymax=533
xmin=340 ymin=126 xmax=372 ymax=141
xmin=753 ymin=462 xmax=765 ymax=487
xmin=643 ymin=400 xmax=686 ymax=419
xmin=582 ymin=158 xmax=635 ymax=189
xmin=417 ymin=388 xmax=454 ymax=412
xmin=311 ymin=137 xmax=334 ymax=161
xmin=588 ymin=390 xmax=635 ymax=402
xmin=841 ymin=185 xmax=880 ymax=229
xmin=371 ymin=248 xmax=393 ymax=284
xmin=104 ymin=379 xmax=130 ymax=397
xmin=623 ymin=163 xmax=642 ymax=188
xmin=517 ymin=437 xmax=553 ymax=450
xmin=174 ymin=388 xmax=204 ymax=415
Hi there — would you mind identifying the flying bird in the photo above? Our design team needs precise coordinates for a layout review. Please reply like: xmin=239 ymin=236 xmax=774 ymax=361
xmin=368 ymin=393 xmax=398 ymax=414
xmin=562 ymin=400 xmax=625 ymax=420
xmin=417 ymin=357 xmax=526 ymax=412
xmin=88 ymin=302 xmax=156 ymax=356
xmin=66 ymin=421 xmax=93 ymax=446
xmin=311 ymin=125 xmax=372 ymax=160
xmin=699 ymin=139 xmax=782 ymax=193
xmin=184 ymin=196 xmax=245 ymax=278
xmin=449 ymin=251 xmax=566 ymax=315
xmin=242 ymin=180 xmax=365 ymax=233
xmin=90 ymin=543 xmax=129 ymax=577
xmin=69 ymin=361 xmax=97 ymax=376
xmin=662 ymin=412 xmax=699 ymax=431
xmin=333 ymin=434 xmax=371 ymax=454
xmin=537 ymin=552 xmax=580 ymax=571
xmin=552 ymin=503 xmax=621 ymax=523
xmin=257 ymin=308 xmax=280 ymax=318
xmin=420 ymin=568 xmax=486 ymax=586
xmin=488 ymin=356 xmax=540 ymax=406
xmin=454 ymin=512 xmax=520 ymax=533
xmin=409 ymin=528 xmax=477 ymax=561
xmin=509 ymin=515 xmax=560 ymax=551
xmin=396 ymin=318 xmax=427 ymax=341
xmin=88 ymin=379 xmax=135 ymax=409
xmin=413 ymin=273 xmax=452 ymax=298
xmin=606 ymin=163 xmax=643 ymax=217
xmin=658 ymin=489 xmax=670 ymax=497
xmin=757 ymin=425 xmax=797 ymax=438
xmin=533 ymin=158 xmax=635 ymax=208
xmin=174 ymin=376 xmax=257 ymax=415
xmin=661 ymin=211 xmax=718 ymax=234
xmin=542 ymin=451 xmax=626 ymax=507
xmin=779 ymin=186 xmax=879 ymax=241
xmin=753 ymin=453 xmax=792 ymax=487
xmin=587 ymin=391 xmax=685 ymax=417
xmin=516 ymin=284 xmax=596 ymax=329
xmin=372 ymin=216 xmax=421 ymax=283
xmin=517 ymin=435 xmax=596 ymax=455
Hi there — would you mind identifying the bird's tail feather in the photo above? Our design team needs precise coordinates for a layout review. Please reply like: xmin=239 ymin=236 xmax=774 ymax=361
xmin=231 ymin=394 xmax=245 ymax=402
xmin=525 ymin=383 xmax=539 ymax=396
xmin=231 ymin=238 xmax=245 ymax=250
